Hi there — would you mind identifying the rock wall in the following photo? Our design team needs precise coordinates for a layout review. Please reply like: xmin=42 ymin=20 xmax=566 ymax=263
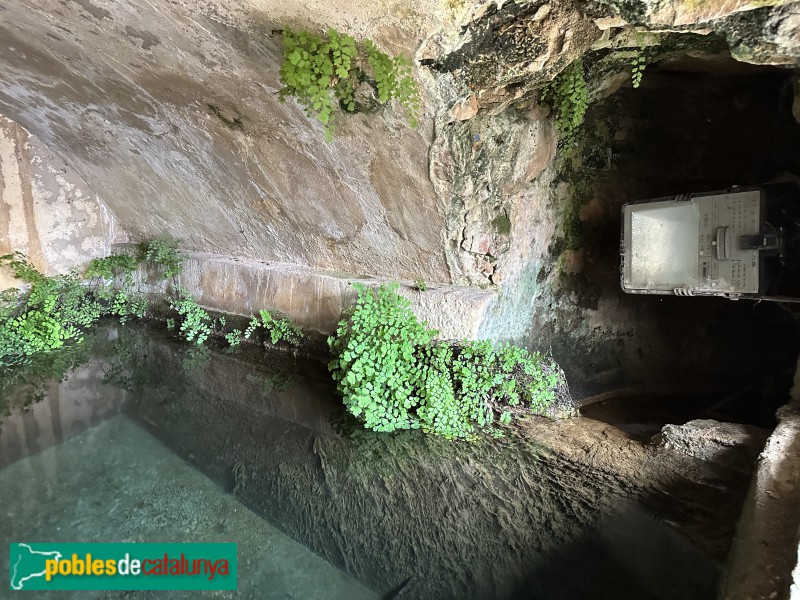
xmin=427 ymin=0 xmax=800 ymax=396
xmin=0 ymin=0 xmax=451 ymax=283
xmin=0 ymin=115 xmax=115 ymax=289
xmin=2 ymin=0 xmax=800 ymax=396
xmin=137 ymin=252 xmax=496 ymax=338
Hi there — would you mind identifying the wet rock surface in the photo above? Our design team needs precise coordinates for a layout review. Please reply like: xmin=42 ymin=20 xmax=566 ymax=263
xmin=723 ymin=404 xmax=800 ymax=600
xmin=2 ymin=0 xmax=800 ymax=399
xmin=3 ymin=1 xmax=800 ymax=597
xmin=652 ymin=419 xmax=770 ymax=468
xmin=106 ymin=328 xmax=756 ymax=599
xmin=0 ymin=0 xmax=450 ymax=283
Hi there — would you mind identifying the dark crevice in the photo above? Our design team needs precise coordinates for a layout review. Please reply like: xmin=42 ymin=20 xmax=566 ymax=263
xmin=566 ymin=51 xmax=800 ymax=427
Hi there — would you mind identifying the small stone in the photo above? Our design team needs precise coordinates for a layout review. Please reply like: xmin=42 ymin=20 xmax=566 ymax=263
xmin=594 ymin=16 xmax=627 ymax=30
xmin=532 ymin=4 xmax=551 ymax=22
xmin=452 ymin=95 xmax=479 ymax=121
xmin=562 ymin=249 xmax=584 ymax=274
xmin=467 ymin=233 xmax=492 ymax=255
xmin=652 ymin=419 xmax=769 ymax=468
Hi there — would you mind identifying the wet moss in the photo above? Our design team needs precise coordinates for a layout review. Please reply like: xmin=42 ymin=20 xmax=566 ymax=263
xmin=491 ymin=212 xmax=512 ymax=235
xmin=601 ymin=0 xmax=648 ymax=23
xmin=564 ymin=183 xmax=589 ymax=251
xmin=548 ymin=160 xmax=592 ymax=261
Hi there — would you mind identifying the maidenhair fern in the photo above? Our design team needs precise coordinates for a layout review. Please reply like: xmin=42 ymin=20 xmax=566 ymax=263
xmin=1 ymin=239 xmax=304 ymax=368
xmin=630 ymin=31 xmax=658 ymax=89
xmin=631 ymin=45 xmax=656 ymax=89
xmin=244 ymin=309 xmax=303 ymax=347
xmin=328 ymin=283 xmax=565 ymax=439
xmin=279 ymin=28 xmax=421 ymax=141
xmin=541 ymin=59 xmax=589 ymax=154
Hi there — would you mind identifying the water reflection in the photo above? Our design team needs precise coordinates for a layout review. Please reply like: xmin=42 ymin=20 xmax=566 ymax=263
xmin=0 ymin=361 xmax=126 ymax=469
xmin=0 ymin=324 xmax=752 ymax=599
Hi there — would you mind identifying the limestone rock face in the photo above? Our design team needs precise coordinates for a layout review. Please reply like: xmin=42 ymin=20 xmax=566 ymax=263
xmin=652 ymin=419 xmax=770 ymax=467
xmin=2 ymin=0 xmax=800 ymax=395
xmin=428 ymin=0 xmax=800 ymax=109
xmin=0 ymin=0 xmax=450 ymax=283
xmin=430 ymin=108 xmax=556 ymax=285
xmin=0 ymin=115 xmax=114 ymax=290
xmin=604 ymin=0 xmax=790 ymax=27
xmin=429 ymin=0 xmax=800 ymax=396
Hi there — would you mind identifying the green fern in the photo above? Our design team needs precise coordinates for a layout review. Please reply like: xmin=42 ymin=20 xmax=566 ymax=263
xmin=279 ymin=28 xmax=420 ymax=140
xmin=631 ymin=47 xmax=655 ymax=89
xmin=243 ymin=309 xmax=303 ymax=346
xmin=364 ymin=39 xmax=420 ymax=127
xmin=541 ymin=60 xmax=589 ymax=154
xmin=328 ymin=283 xmax=565 ymax=439
xmin=142 ymin=237 xmax=184 ymax=279
xmin=1 ymin=239 xmax=305 ymax=369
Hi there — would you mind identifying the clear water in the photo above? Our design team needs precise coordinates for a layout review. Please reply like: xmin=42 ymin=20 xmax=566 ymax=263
xmin=0 ymin=324 xmax=745 ymax=599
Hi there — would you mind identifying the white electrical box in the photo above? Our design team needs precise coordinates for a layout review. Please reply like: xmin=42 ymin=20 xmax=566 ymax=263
xmin=621 ymin=188 xmax=769 ymax=298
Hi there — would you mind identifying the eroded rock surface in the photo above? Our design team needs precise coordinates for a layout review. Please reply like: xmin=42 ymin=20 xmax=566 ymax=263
xmin=0 ymin=115 xmax=114 ymax=289
xmin=0 ymin=0 xmax=450 ymax=282
xmin=653 ymin=419 xmax=770 ymax=468
xmin=2 ymin=0 xmax=800 ymax=396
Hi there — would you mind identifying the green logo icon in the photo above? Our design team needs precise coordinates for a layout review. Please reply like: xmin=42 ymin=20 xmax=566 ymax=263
xmin=9 ymin=543 xmax=237 ymax=591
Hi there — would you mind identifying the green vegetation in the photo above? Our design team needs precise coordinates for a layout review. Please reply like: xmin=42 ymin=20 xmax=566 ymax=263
xmin=1 ymin=253 xmax=105 ymax=367
xmin=141 ymin=236 xmax=184 ymax=280
xmin=225 ymin=329 xmax=244 ymax=347
xmin=244 ymin=309 xmax=303 ymax=347
xmin=2 ymin=249 xmax=566 ymax=443
xmin=279 ymin=28 xmax=421 ymax=141
xmin=0 ymin=240 xmax=191 ymax=369
xmin=631 ymin=51 xmax=647 ymax=88
xmin=328 ymin=283 xmax=564 ymax=439
xmin=412 ymin=278 xmax=427 ymax=292
xmin=84 ymin=253 xmax=139 ymax=284
xmin=0 ymin=240 xmax=303 ymax=371
xmin=540 ymin=59 xmax=589 ymax=154
xmin=630 ymin=32 xmax=659 ymax=89
xmin=168 ymin=288 xmax=215 ymax=345
xmin=630 ymin=45 xmax=656 ymax=89
xmin=491 ymin=213 xmax=512 ymax=236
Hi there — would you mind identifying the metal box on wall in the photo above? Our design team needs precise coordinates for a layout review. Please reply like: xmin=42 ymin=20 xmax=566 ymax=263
xmin=621 ymin=184 xmax=799 ymax=300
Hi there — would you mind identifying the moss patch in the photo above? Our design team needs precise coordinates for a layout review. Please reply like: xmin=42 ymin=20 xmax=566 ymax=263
xmin=491 ymin=212 xmax=512 ymax=235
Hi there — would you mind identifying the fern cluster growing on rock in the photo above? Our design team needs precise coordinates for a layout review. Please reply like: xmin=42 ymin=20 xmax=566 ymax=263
xmin=541 ymin=59 xmax=589 ymax=154
xmin=328 ymin=283 xmax=567 ymax=439
xmin=0 ymin=240 xmax=303 ymax=369
xmin=279 ymin=28 xmax=420 ymax=141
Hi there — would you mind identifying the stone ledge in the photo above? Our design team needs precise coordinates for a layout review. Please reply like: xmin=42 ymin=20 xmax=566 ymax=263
xmin=137 ymin=252 xmax=497 ymax=339
xmin=721 ymin=406 xmax=800 ymax=600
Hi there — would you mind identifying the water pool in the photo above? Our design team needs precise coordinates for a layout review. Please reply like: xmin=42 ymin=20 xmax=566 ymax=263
xmin=0 ymin=324 xmax=751 ymax=599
